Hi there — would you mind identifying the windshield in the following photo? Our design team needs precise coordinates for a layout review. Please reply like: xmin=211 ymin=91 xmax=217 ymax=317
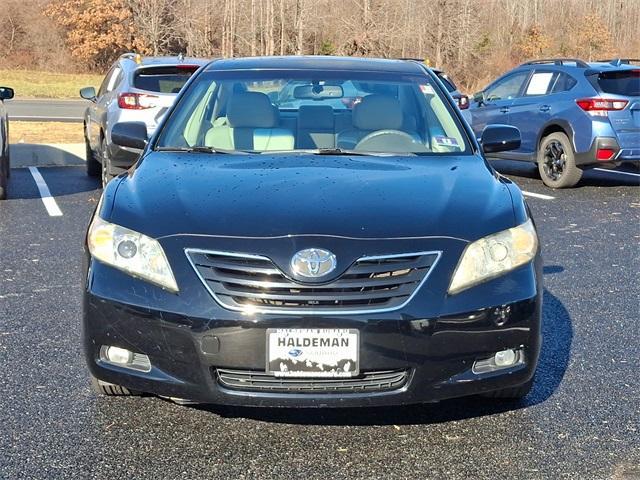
xmin=156 ymin=69 xmax=469 ymax=155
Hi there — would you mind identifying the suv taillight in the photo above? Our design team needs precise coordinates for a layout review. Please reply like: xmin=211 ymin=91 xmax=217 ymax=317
xmin=118 ymin=92 xmax=159 ymax=110
xmin=457 ymin=94 xmax=469 ymax=110
xmin=576 ymin=97 xmax=628 ymax=115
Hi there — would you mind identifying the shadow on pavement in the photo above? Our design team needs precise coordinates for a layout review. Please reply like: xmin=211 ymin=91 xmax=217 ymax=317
xmin=7 ymin=164 xmax=100 ymax=200
xmin=197 ymin=288 xmax=572 ymax=426
xmin=11 ymin=143 xmax=85 ymax=168
xmin=491 ymin=159 xmax=640 ymax=187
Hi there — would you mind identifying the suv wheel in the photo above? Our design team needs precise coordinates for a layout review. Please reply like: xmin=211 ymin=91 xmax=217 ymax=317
xmin=537 ymin=132 xmax=582 ymax=188
xmin=90 ymin=374 xmax=141 ymax=396
xmin=85 ymin=135 xmax=100 ymax=177
xmin=100 ymin=138 xmax=114 ymax=187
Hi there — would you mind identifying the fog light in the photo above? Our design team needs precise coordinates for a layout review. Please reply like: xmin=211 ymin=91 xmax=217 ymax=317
xmin=106 ymin=346 xmax=133 ymax=364
xmin=494 ymin=348 xmax=517 ymax=367
xmin=472 ymin=347 xmax=524 ymax=374
xmin=100 ymin=345 xmax=151 ymax=372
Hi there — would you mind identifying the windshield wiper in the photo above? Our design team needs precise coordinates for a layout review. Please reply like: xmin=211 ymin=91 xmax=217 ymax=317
xmin=262 ymin=148 xmax=406 ymax=157
xmin=155 ymin=146 xmax=247 ymax=154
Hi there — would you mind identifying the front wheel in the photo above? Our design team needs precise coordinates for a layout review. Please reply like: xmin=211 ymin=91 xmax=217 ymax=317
xmin=85 ymin=135 xmax=100 ymax=177
xmin=0 ymin=155 xmax=8 ymax=200
xmin=537 ymin=132 xmax=582 ymax=188
xmin=90 ymin=374 xmax=141 ymax=396
xmin=481 ymin=376 xmax=534 ymax=399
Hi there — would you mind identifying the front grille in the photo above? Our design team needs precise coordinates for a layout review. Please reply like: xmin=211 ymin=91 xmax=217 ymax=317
xmin=216 ymin=368 xmax=409 ymax=393
xmin=186 ymin=249 xmax=440 ymax=314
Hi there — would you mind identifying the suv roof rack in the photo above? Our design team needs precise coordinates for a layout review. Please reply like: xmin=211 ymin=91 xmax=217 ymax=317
xmin=522 ymin=58 xmax=589 ymax=68
xmin=597 ymin=58 xmax=640 ymax=66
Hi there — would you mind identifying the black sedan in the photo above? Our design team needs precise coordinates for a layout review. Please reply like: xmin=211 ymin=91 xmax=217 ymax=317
xmin=83 ymin=56 xmax=541 ymax=408
xmin=0 ymin=85 xmax=14 ymax=200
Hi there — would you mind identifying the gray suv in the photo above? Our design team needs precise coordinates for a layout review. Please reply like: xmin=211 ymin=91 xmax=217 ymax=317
xmin=80 ymin=54 xmax=208 ymax=186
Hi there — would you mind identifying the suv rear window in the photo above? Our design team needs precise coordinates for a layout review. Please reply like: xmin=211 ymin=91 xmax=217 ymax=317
xmin=133 ymin=66 xmax=200 ymax=94
xmin=595 ymin=70 xmax=640 ymax=96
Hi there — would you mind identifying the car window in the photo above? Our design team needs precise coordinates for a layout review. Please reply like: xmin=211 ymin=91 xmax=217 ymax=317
xmin=437 ymin=75 xmax=457 ymax=93
xmin=157 ymin=70 xmax=470 ymax=156
xmin=485 ymin=71 xmax=529 ymax=101
xmin=106 ymin=67 xmax=122 ymax=92
xmin=524 ymin=71 xmax=558 ymax=96
xmin=97 ymin=65 xmax=117 ymax=97
xmin=133 ymin=65 xmax=200 ymax=94
xmin=550 ymin=73 xmax=577 ymax=93
xmin=595 ymin=70 xmax=640 ymax=96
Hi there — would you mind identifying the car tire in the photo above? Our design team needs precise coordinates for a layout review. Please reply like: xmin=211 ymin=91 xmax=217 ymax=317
xmin=481 ymin=376 xmax=534 ymax=399
xmin=90 ymin=374 xmax=141 ymax=396
xmin=537 ymin=132 xmax=582 ymax=188
xmin=86 ymin=136 xmax=100 ymax=177
xmin=100 ymin=137 xmax=114 ymax=188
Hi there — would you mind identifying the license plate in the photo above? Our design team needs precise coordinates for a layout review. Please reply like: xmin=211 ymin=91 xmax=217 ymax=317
xmin=266 ymin=328 xmax=359 ymax=377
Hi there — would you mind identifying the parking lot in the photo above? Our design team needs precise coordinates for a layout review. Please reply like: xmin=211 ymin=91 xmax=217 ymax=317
xmin=0 ymin=156 xmax=639 ymax=479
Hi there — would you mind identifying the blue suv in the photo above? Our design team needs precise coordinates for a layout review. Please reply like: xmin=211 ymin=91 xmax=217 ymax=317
xmin=470 ymin=58 xmax=640 ymax=188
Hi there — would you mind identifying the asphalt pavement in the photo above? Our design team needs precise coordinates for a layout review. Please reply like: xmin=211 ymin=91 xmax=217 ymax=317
xmin=0 ymin=156 xmax=639 ymax=479
xmin=5 ymin=99 xmax=88 ymax=122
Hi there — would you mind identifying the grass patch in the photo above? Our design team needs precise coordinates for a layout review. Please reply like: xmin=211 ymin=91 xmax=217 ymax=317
xmin=10 ymin=121 xmax=84 ymax=144
xmin=0 ymin=70 xmax=102 ymax=99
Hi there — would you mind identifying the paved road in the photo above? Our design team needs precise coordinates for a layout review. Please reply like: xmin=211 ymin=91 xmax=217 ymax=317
xmin=0 ymin=159 xmax=639 ymax=479
xmin=5 ymin=99 xmax=88 ymax=122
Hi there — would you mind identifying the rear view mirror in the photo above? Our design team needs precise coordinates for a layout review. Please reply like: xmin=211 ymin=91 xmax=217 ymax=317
xmin=293 ymin=84 xmax=343 ymax=100
xmin=111 ymin=122 xmax=148 ymax=150
xmin=0 ymin=87 xmax=14 ymax=101
xmin=80 ymin=86 xmax=97 ymax=102
xmin=481 ymin=124 xmax=521 ymax=153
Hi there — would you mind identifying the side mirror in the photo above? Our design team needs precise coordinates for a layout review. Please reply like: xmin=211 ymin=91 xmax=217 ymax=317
xmin=267 ymin=91 xmax=278 ymax=102
xmin=80 ymin=86 xmax=97 ymax=102
xmin=480 ymin=124 xmax=521 ymax=153
xmin=111 ymin=122 xmax=148 ymax=150
xmin=0 ymin=87 xmax=14 ymax=101
xmin=472 ymin=91 xmax=485 ymax=105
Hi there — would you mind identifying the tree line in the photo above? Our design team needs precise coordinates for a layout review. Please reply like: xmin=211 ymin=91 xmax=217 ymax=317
xmin=1 ymin=0 xmax=639 ymax=91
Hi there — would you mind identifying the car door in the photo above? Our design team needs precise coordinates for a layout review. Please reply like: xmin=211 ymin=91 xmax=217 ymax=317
xmin=88 ymin=65 xmax=121 ymax=149
xmin=470 ymin=70 xmax=531 ymax=137
xmin=508 ymin=69 xmax=562 ymax=155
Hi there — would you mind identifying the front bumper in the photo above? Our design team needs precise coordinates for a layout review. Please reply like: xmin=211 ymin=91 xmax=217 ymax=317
xmin=83 ymin=235 xmax=542 ymax=407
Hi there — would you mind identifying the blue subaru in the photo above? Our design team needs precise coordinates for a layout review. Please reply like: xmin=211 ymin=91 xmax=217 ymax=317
xmin=470 ymin=58 xmax=640 ymax=188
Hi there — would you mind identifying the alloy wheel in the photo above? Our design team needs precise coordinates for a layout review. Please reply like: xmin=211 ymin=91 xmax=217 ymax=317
xmin=542 ymin=140 xmax=566 ymax=181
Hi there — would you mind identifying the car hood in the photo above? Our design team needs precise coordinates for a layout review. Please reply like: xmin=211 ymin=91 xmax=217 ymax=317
xmin=107 ymin=152 xmax=516 ymax=241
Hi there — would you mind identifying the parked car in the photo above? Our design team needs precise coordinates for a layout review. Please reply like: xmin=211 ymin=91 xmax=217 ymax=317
xmin=80 ymin=53 xmax=208 ymax=186
xmin=432 ymin=68 xmax=471 ymax=122
xmin=83 ymin=56 xmax=541 ymax=408
xmin=470 ymin=58 xmax=640 ymax=188
xmin=0 ymin=86 xmax=14 ymax=200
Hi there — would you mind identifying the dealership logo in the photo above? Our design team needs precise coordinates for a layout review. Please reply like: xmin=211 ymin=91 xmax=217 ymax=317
xmin=290 ymin=248 xmax=337 ymax=278
xmin=288 ymin=349 xmax=303 ymax=357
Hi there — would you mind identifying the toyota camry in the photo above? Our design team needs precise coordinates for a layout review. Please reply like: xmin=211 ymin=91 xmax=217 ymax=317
xmin=83 ymin=56 xmax=542 ymax=407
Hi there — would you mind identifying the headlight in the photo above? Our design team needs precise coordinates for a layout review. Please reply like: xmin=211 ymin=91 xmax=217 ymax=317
xmin=87 ymin=216 xmax=178 ymax=292
xmin=448 ymin=219 xmax=538 ymax=294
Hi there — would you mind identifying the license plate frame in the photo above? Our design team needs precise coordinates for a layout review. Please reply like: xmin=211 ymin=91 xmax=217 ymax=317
xmin=266 ymin=328 xmax=360 ymax=378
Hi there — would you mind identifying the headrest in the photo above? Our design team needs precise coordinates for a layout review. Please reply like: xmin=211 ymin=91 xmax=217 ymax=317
xmin=227 ymin=92 xmax=278 ymax=128
xmin=352 ymin=95 xmax=403 ymax=130
xmin=298 ymin=105 xmax=335 ymax=129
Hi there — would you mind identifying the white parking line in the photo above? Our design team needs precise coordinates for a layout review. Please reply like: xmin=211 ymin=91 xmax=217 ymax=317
xmin=594 ymin=168 xmax=640 ymax=178
xmin=522 ymin=191 xmax=555 ymax=200
xmin=28 ymin=167 xmax=63 ymax=217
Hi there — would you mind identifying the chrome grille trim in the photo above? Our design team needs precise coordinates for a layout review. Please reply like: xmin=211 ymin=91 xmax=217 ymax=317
xmin=216 ymin=368 xmax=409 ymax=393
xmin=185 ymin=248 xmax=441 ymax=315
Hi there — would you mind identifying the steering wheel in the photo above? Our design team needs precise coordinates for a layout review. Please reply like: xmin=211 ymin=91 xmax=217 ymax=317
xmin=355 ymin=130 xmax=425 ymax=153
